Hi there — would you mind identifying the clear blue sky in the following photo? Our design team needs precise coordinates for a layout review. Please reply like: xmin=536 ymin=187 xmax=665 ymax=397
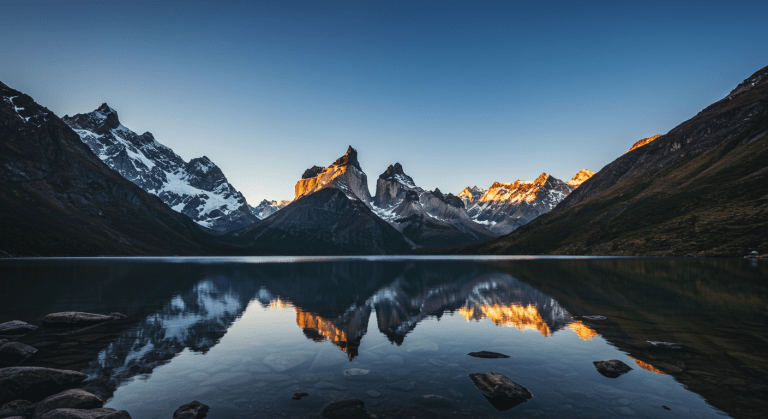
xmin=2 ymin=0 xmax=766 ymax=203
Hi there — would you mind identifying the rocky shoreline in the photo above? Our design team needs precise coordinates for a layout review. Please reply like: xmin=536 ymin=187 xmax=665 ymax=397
xmin=1 ymin=311 xmax=651 ymax=418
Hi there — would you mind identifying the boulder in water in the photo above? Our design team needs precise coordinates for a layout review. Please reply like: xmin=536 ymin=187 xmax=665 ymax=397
xmin=467 ymin=371 xmax=532 ymax=411
xmin=33 ymin=389 xmax=104 ymax=418
xmin=593 ymin=360 xmax=633 ymax=378
xmin=172 ymin=401 xmax=210 ymax=419
xmin=0 ymin=367 xmax=88 ymax=405
xmin=0 ymin=321 xmax=38 ymax=335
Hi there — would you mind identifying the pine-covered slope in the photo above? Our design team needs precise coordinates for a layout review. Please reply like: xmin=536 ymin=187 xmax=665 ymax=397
xmin=63 ymin=105 xmax=257 ymax=232
xmin=472 ymin=65 xmax=768 ymax=257
xmin=0 ymin=81 xmax=231 ymax=256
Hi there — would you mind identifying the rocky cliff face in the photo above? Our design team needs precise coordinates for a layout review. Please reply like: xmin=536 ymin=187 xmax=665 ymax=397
xmin=457 ymin=186 xmax=486 ymax=208
xmin=474 ymin=64 xmax=768 ymax=257
xmin=372 ymin=163 xmax=496 ymax=247
xmin=0 ymin=81 xmax=228 ymax=256
xmin=249 ymin=199 xmax=291 ymax=220
xmin=466 ymin=173 xmax=574 ymax=235
xmin=63 ymin=105 xmax=257 ymax=232
xmin=294 ymin=146 xmax=373 ymax=203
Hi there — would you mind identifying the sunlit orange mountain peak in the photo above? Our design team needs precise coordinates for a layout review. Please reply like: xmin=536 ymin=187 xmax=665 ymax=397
xmin=294 ymin=146 xmax=372 ymax=202
xmin=566 ymin=169 xmax=596 ymax=187
xmin=626 ymin=134 xmax=663 ymax=153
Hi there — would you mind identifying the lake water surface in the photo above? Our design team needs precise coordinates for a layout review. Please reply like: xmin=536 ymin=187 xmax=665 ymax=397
xmin=1 ymin=257 xmax=766 ymax=418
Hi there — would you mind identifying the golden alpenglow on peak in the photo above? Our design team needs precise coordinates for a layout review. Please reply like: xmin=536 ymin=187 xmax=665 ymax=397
xmin=566 ymin=169 xmax=596 ymax=187
xmin=456 ymin=303 xmax=551 ymax=337
xmin=626 ymin=134 xmax=663 ymax=153
xmin=566 ymin=320 xmax=599 ymax=340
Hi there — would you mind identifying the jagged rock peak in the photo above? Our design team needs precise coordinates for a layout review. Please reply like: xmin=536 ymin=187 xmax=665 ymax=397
xmin=302 ymin=165 xmax=325 ymax=179
xmin=567 ymin=169 xmax=596 ymax=187
xmin=627 ymin=135 xmax=663 ymax=153
xmin=331 ymin=145 xmax=361 ymax=170
xmin=533 ymin=173 xmax=551 ymax=186
xmin=94 ymin=103 xmax=120 ymax=129
xmin=380 ymin=162 xmax=405 ymax=179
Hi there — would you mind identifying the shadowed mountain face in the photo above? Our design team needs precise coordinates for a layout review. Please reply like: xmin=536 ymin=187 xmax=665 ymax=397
xmin=226 ymin=188 xmax=412 ymax=255
xmin=0 ymin=81 xmax=228 ymax=256
xmin=63 ymin=105 xmax=258 ymax=232
xmin=372 ymin=163 xmax=497 ymax=247
xmin=471 ymin=65 xmax=768 ymax=256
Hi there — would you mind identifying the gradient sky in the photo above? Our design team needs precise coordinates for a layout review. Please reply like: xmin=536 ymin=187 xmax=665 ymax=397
xmin=2 ymin=0 xmax=767 ymax=203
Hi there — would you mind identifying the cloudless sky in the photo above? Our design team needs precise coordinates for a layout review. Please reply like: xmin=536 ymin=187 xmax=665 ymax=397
xmin=1 ymin=0 xmax=767 ymax=202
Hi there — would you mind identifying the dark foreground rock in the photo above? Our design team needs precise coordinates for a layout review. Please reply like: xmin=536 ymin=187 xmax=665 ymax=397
xmin=467 ymin=351 xmax=511 ymax=359
xmin=0 ymin=321 xmax=38 ymax=335
xmin=0 ymin=399 xmax=38 ymax=418
xmin=172 ymin=401 xmax=209 ymax=419
xmin=593 ymin=360 xmax=633 ymax=378
xmin=0 ymin=342 xmax=38 ymax=366
xmin=321 ymin=399 xmax=371 ymax=419
xmin=37 ymin=408 xmax=131 ymax=419
xmin=0 ymin=367 xmax=88 ymax=405
xmin=33 ymin=389 xmax=104 ymax=418
xmin=42 ymin=313 xmax=125 ymax=329
xmin=467 ymin=372 xmax=532 ymax=411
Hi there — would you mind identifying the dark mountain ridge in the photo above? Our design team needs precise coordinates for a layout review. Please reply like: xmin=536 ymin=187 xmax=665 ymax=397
xmin=467 ymin=64 xmax=768 ymax=257
xmin=0 ymin=81 xmax=233 ymax=256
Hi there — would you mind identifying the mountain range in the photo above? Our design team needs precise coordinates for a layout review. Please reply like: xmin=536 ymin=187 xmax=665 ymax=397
xmin=63 ymin=105 xmax=258 ymax=233
xmin=463 ymin=65 xmax=768 ymax=257
xmin=2 ymin=63 xmax=765 ymax=256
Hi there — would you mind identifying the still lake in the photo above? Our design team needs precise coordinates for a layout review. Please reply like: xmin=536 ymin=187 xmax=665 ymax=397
xmin=1 ymin=257 xmax=766 ymax=418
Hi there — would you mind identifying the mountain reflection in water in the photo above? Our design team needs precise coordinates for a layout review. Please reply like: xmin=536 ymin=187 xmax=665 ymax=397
xmin=2 ymin=257 xmax=764 ymax=418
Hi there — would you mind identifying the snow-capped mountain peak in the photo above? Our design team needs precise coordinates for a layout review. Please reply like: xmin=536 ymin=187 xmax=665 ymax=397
xmin=63 ymin=105 xmax=258 ymax=232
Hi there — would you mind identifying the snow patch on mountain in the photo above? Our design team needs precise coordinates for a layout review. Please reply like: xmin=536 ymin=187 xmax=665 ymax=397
xmin=63 ymin=104 xmax=258 ymax=232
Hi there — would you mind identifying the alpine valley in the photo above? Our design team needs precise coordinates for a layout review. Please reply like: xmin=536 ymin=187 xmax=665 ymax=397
xmin=1 ymin=64 xmax=767 ymax=256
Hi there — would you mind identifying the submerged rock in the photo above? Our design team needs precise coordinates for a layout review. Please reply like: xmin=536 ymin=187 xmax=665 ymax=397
xmin=418 ymin=394 xmax=453 ymax=408
xmin=593 ymin=360 xmax=633 ymax=378
xmin=37 ymin=408 xmax=131 ymax=419
xmin=292 ymin=392 xmax=310 ymax=400
xmin=0 ymin=321 xmax=38 ymax=335
xmin=0 ymin=367 xmax=88 ymax=405
xmin=648 ymin=341 xmax=682 ymax=349
xmin=33 ymin=389 xmax=104 ymax=418
xmin=467 ymin=372 xmax=532 ymax=411
xmin=467 ymin=351 xmax=511 ymax=359
xmin=172 ymin=401 xmax=210 ymax=419
xmin=321 ymin=399 xmax=370 ymax=419
xmin=0 ymin=342 xmax=38 ymax=365
xmin=263 ymin=352 xmax=309 ymax=372
xmin=42 ymin=312 xmax=125 ymax=328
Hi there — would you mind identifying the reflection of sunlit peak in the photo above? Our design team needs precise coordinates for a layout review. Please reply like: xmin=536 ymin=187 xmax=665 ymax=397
xmin=629 ymin=356 xmax=665 ymax=375
xmin=295 ymin=309 xmax=357 ymax=359
xmin=459 ymin=303 xmax=551 ymax=337
xmin=269 ymin=298 xmax=292 ymax=310
xmin=457 ymin=307 xmax=475 ymax=322
xmin=567 ymin=321 xmax=599 ymax=340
